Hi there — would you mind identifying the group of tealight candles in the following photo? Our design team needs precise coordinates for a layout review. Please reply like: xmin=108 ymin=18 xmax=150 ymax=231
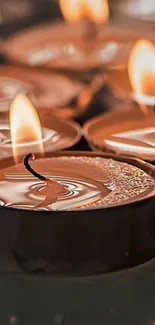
xmin=1 ymin=0 xmax=155 ymax=275
xmin=0 ymin=0 xmax=155 ymax=212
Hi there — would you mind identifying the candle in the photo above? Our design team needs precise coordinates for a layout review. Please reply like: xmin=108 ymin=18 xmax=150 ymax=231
xmin=0 ymin=94 xmax=81 ymax=160
xmin=108 ymin=39 xmax=155 ymax=109
xmin=0 ymin=151 xmax=155 ymax=274
xmin=3 ymin=0 xmax=143 ymax=71
xmin=59 ymin=0 xmax=109 ymax=42
xmin=84 ymin=39 xmax=155 ymax=161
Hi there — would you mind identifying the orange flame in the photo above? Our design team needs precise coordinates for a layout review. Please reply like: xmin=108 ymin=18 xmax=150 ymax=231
xmin=128 ymin=39 xmax=155 ymax=97
xmin=59 ymin=0 xmax=109 ymax=23
xmin=10 ymin=94 xmax=43 ymax=163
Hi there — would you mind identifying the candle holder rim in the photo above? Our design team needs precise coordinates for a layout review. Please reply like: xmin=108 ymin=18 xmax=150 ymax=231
xmin=83 ymin=109 xmax=155 ymax=162
xmin=56 ymin=117 xmax=82 ymax=148
xmin=0 ymin=115 xmax=82 ymax=151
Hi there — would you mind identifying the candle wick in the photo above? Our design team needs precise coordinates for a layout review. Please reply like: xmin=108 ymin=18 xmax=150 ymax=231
xmin=24 ymin=153 xmax=47 ymax=181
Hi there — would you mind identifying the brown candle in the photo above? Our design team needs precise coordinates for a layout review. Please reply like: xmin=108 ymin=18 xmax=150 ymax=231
xmin=84 ymin=40 xmax=155 ymax=161
xmin=3 ymin=0 xmax=150 ymax=71
xmin=0 ymin=94 xmax=81 ymax=160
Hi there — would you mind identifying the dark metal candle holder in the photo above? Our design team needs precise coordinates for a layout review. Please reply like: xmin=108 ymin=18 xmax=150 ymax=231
xmin=0 ymin=151 xmax=155 ymax=276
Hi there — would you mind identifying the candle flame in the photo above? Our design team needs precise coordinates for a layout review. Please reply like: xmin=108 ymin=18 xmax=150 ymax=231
xmin=128 ymin=39 xmax=155 ymax=97
xmin=10 ymin=94 xmax=43 ymax=163
xmin=59 ymin=0 xmax=109 ymax=23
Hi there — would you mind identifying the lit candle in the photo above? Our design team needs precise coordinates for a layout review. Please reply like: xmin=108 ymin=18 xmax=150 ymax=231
xmin=59 ymin=0 xmax=111 ymax=68
xmin=0 ymin=93 xmax=81 ymax=160
xmin=128 ymin=39 xmax=155 ymax=115
xmin=59 ymin=0 xmax=109 ymax=40
xmin=59 ymin=0 xmax=109 ymax=24
xmin=3 ymin=0 xmax=140 ymax=70
xmin=0 ymin=150 xmax=155 ymax=275
xmin=84 ymin=39 xmax=155 ymax=161
xmin=108 ymin=39 xmax=155 ymax=108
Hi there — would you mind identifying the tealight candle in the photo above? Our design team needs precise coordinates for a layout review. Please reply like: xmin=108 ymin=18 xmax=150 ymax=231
xmin=0 ymin=94 xmax=81 ymax=160
xmin=108 ymin=39 xmax=155 ymax=111
xmin=0 ymin=151 xmax=155 ymax=275
xmin=3 ymin=0 xmax=147 ymax=71
xmin=84 ymin=39 xmax=155 ymax=161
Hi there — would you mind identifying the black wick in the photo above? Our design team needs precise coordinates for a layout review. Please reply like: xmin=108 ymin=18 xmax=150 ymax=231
xmin=24 ymin=153 xmax=47 ymax=181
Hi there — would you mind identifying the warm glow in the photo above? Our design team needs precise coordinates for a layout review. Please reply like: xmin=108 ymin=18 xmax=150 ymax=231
xmin=59 ymin=0 xmax=109 ymax=23
xmin=10 ymin=94 xmax=43 ymax=163
xmin=128 ymin=39 xmax=155 ymax=97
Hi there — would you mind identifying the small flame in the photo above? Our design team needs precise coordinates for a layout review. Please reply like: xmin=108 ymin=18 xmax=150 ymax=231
xmin=10 ymin=94 xmax=43 ymax=163
xmin=59 ymin=0 xmax=109 ymax=23
xmin=128 ymin=39 xmax=155 ymax=97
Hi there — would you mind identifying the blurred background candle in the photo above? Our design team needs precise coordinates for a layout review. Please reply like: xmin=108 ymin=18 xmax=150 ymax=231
xmin=3 ymin=0 xmax=119 ymax=71
xmin=2 ymin=0 xmax=155 ymax=124
xmin=84 ymin=39 xmax=155 ymax=160
xmin=129 ymin=39 xmax=155 ymax=114
xmin=3 ymin=0 xmax=147 ymax=71
xmin=108 ymin=39 xmax=155 ymax=109
xmin=0 ymin=93 xmax=81 ymax=159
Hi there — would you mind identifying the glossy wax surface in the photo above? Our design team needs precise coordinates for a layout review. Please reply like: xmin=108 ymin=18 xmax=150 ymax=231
xmin=0 ymin=155 xmax=154 ymax=211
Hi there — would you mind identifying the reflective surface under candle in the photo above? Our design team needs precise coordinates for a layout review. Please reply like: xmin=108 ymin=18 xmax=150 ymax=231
xmin=0 ymin=156 xmax=155 ymax=211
